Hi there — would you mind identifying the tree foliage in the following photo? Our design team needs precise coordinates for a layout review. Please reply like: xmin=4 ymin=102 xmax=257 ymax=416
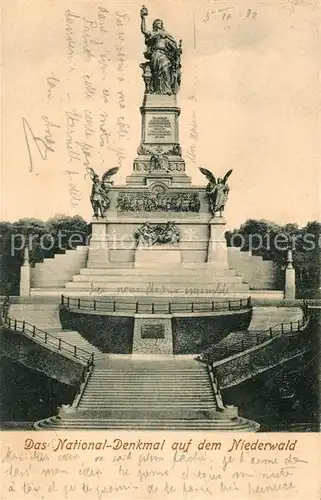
xmin=0 ymin=215 xmax=89 ymax=295
xmin=226 ymin=219 xmax=321 ymax=297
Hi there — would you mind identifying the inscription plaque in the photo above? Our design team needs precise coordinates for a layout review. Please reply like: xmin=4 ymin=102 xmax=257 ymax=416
xmin=146 ymin=114 xmax=174 ymax=143
xmin=141 ymin=324 xmax=165 ymax=339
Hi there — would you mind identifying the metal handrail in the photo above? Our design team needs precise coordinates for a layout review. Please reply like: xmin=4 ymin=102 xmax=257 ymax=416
xmin=207 ymin=363 xmax=225 ymax=411
xmin=202 ymin=308 xmax=310 ymax=363
xmin=71 ymin=359 xmax=94 ymax=408
xmin=61 ymin=294 xmax=252 ymax=314
xmin=1 ymin=296 xmax=11 ymax=322
xmin=6 ymin=317 xmax=94 ymax=364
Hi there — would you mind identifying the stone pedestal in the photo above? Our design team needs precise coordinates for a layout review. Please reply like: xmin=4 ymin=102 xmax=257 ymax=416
xmin=284 ymin=266 xmax=296 ymax=299
xmin=126 ymin=94 xmax=191 ymax=187
xmin=284 ymin=249 xmax=296 ymax=300
xmin=141 ymin=94 xmax=180 ymax=146
xmin=132 ymin=314 xmax=173 ymax=355
xmin=87 ymin=221 xmax=109 ymax=267
xmin=20 ymin=247 xmax=31 ymax=297
xmin=207 ymin=217 xmax=229 ymax=269
xmin=135 ymin=244 xmax=181 ymax=267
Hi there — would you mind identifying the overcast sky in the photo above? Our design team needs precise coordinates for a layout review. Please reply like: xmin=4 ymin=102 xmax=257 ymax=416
xmin=1 ymin=0 xmax=320 ymax=229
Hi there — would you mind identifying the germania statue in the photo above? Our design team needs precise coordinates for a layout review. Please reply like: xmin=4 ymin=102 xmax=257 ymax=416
xmin=199 ymin=168 xmax=233 ymax=216
xmin=140 ymin=5 xmax=182 ymax=95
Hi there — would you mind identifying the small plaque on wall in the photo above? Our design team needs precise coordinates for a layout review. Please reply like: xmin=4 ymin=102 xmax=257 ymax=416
xmin=141 ymin=324 xmax=165 ymax=339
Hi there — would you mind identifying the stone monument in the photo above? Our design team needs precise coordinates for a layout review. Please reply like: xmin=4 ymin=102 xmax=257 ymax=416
xmin=68 ymin=6 xmax=249 ymax=297
xmin=284 ymin=249 xmax=296 ymax=300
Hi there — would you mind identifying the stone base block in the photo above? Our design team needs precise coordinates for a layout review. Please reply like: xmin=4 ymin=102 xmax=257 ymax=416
xmin=20 ymin=265 xmax=31 ymax=297
xmin=134 ymin=244 xmax=182 ymax=267
xmin=132 ymin=315 xmax=173 ymax=355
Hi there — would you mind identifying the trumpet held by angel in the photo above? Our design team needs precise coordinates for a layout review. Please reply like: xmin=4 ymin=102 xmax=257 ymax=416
xmin=199 ymin=167 xmax=233 ymax=216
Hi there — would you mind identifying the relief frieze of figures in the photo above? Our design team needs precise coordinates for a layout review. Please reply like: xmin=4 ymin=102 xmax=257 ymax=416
xmin=116 ymin=191 xmax=201 ymax=212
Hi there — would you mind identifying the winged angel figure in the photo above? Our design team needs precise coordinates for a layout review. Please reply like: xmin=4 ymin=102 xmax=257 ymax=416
xmin=199 ymin=168 xmax=233 ymax=216
xmin=89 ymin=167 xmax=119 ymax=218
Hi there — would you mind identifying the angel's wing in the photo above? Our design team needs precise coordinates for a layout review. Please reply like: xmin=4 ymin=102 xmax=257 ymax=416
xmin=87 ymin=167 xmax=97 ymax=180
xmin=199 ymin=167 xmax=216 ymax=185
xmin=223 ymin=169 xmax=233 ymax=184
xmin=102 ymin=167 xmax=119 ymax=182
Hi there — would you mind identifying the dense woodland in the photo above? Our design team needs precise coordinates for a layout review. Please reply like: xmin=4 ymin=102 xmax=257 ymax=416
xmin=0 ymin=216 xmax=320 ymax=297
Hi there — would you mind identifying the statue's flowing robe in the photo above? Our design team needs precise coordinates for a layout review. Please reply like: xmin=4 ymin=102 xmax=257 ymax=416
xmin=210 ymin=183 xmax=229 ymax=213
xmin=145 ymin=30 xmax=178 ymax=95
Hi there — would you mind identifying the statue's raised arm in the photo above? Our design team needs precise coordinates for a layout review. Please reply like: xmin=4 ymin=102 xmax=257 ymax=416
xmin=140 ymin=6 xmax=150 ymax=37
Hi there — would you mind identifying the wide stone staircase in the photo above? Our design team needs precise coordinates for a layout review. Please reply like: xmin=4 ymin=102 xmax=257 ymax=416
xmin=248 ymin=306 xmax=303 ymax=331
xmin=62 ymin=264 xmax=250 ymax=296
xmin=35 ymin=358 xmax=259 ymax=431
xmin=201 ymin=306 xmax=305 ymax=362
xmin=31 ymin=246 xmax=88 ymax=288
xmin=8 ymin=302 xmax=106 ymax=361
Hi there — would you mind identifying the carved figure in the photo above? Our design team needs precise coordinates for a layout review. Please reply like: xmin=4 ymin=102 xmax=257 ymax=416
xmin=159 ymin=221 xmax=180 ymax=244
xmin=140 ymin=6 xmax=182 ymax=95
xmin=135 ymin=222 xmax=157 ymax=246
xmin=150 ymin=152 xmax=169 ymax=172
xmin=134 ymin=221 xmax=180 ymax=246
xmin=89 ymin=167 xmax=119 ymax=218
xmin=116 ymin=191 xmax=200 ymax=213
xmin=199 ymin=168 xmax=233 ymax=216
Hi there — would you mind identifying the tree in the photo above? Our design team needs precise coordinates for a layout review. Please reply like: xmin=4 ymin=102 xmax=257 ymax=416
xmin=0 ymin=215 xmax=89 ymax=295
xmin=226 ymin=218 xmax=321 ymax=296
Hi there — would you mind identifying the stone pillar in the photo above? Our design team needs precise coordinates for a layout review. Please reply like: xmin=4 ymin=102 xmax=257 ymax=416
xmin=20 ymin=245 xmax=31 ymax=297
xmin=284 ymin=249 xmax=296 ymax=299
xmin=126 ymin=94 xmax=192 ymax=187
xmin=207 ymin=216 xmax=229 ymax=269
xmin=87 ymin=221 xmax=109 ymax=267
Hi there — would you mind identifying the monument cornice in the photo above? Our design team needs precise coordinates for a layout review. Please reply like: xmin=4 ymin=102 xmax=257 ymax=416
xmin=140 ymin=106 xmax=181 ymax=115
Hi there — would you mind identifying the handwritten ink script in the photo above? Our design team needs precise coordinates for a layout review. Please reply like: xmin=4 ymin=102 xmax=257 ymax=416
xmin=22 ymin=6 xmax=131 ymax=207
xmin=1 ymin=433 xmax=319 ymax=499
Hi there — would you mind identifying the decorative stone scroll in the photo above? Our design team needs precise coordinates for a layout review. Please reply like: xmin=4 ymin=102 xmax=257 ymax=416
xmin=117 ymin=191 xmax=200 ymax=212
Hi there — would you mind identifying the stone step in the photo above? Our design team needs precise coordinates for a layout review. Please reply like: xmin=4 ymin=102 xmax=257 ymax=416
xmin=91 ymin=368 xmax=207 ymax=372
xmin=82 ymin=393 xmax=214 ymax=398
xmin=36 ymin=417 xmax=259 ymax=431
xmin=35 ymin=258 xmax=87 ymax=268
xmin=65 ymin=282 xmax=250 ymax=292
xmin=72 ymin=276 xmax=245 ymax=285
xmin=85 ymin=381 xmax=211 ymax=387
xmin=78 ymin=404 xmax=217 ymax=409
xmin=31 ymin=288 xmax=258 ymax=298
xmin=88 ymin=373 xmax=209 ymax=377
xmin=79 ymin=268 xmax=238 ymax=276
xmin=87 ymin=382 xmax=211 ymax=387
xmin=92 ymin=363 xmax=206 ymax=369
xmin=89 ymin=378 xmax=209 ymax=382
xmin=32 ymin=269 xmax=85 ymax=278
xmin=35 ymin=256 xmax=87 ymax=265
xmin=85 ymin=391 xmax=212 ymax=396
xmin=90 ymin=373 xmax=208 ymax=377
xmin=81 ymin=399 xmax=215 ymax=405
